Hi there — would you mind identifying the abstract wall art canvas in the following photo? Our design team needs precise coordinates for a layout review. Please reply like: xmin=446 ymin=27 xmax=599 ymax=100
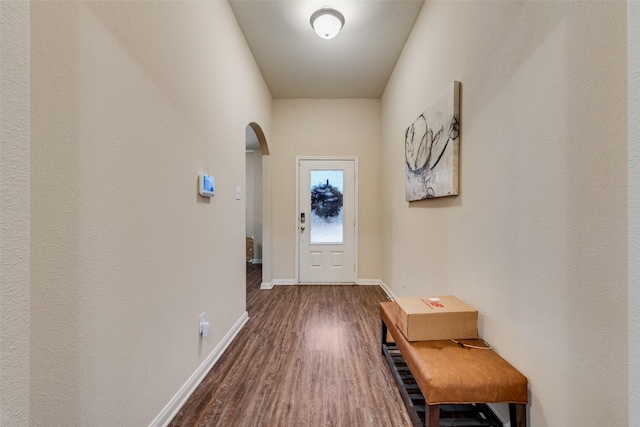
xmin=405 ymin=81 xmax=460 ymax=201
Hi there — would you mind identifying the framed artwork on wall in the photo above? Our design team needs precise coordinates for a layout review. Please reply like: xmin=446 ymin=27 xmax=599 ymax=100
xmin=405 ymin=81 xmax=460 ymax=201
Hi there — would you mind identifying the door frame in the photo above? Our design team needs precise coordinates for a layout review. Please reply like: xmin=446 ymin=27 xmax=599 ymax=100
xmin=295 ymin=156 xmax=359 ymax=284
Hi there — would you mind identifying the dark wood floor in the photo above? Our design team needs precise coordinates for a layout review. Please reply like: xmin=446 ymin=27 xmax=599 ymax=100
xmin=169 ymin=264 xmax=413 ymax=426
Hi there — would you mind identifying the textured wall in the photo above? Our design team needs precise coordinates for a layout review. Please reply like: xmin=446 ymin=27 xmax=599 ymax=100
xmin=630 ymin=1 xmax=640 ymax=422
xmin=0 ymin=2 xmax=30 ymax=425
xmin=29 ymin=2 xmax=271 ymax=425
xmin=271 ymin=99 xmax=382 ymax=282
xmin=381 ymin=2 xmax=627 ymax=426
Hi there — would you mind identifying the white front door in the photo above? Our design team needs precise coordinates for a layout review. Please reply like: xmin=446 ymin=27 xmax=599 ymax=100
xmin=298 ymin=159 xmax=357 ymax=283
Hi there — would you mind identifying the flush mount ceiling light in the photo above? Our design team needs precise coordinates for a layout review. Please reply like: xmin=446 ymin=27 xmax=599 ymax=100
xmin=310 ymin=7 xmax=345 ymax=39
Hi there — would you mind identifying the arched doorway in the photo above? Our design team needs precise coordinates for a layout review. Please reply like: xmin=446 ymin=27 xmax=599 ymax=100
xmin=245 ymin=123 xmax=271 ymax=302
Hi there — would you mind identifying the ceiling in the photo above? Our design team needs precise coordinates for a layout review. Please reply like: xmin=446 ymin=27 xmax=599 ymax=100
xmin=229 ymin=0 xmax=424 ymax=99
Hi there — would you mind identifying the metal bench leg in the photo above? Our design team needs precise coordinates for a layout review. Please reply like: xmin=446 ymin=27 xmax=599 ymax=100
xmin=509 ymin=403 xmax=526 ymax=427
xmin=381 ymin=319 xmax=388 ymax=354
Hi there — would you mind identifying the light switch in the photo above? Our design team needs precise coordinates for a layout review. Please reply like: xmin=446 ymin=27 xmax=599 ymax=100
xmin=236 ymin=186 xmax=242 ymax=200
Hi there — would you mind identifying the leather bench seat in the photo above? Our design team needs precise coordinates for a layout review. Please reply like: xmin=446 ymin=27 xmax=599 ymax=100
xmin=380 ymin=301 xmax=528 ymax=425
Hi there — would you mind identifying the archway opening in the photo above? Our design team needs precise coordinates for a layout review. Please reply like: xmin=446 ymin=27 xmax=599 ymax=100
xmin=245 ymin=122 xmax=271 ymax=309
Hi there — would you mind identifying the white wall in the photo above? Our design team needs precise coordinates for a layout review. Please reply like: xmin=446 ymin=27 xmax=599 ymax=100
xmin=629 ymin=0 xmax=640 ymax=422
xmin=0 ymin=2 xmax=30 ymax=425
xmin=246 ymin=151 xmax=255 ymax=239
xmin=261 ymin=154 xmax=272 ymax=284
xmin=381 ymin=2 xmax=627 ymax=426
xmin=245 ymin=150 xmax=263 ymax=261
xmin=252 ymin=151 xmax=263 ymax=261
xmin=29 ymin=2 xmax=271 ymax=425
xmin=271 ymin=99 xmax=382 ymax=282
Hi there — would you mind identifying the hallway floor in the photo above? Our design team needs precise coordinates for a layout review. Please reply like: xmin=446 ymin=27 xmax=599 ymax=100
xmin=169 ymin=264 xmax=412 ymax=426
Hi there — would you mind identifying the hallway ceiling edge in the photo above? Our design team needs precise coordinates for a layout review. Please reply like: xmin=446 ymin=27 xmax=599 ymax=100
xmin=229 ymin=0 xmax=424 ymax=99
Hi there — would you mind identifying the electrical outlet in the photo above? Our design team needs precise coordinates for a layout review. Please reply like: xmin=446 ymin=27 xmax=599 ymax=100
xmin=199 ymin=312 xmax=211 ymax=337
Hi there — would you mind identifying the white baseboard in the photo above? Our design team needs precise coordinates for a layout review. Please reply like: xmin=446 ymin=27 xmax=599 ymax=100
xmin=261 ymin=279 xmax=297 ymax=289
xmin=357 ymin=278 xmax=381 ymax=286
xmin=379 ymin=280 xmax=396 ymax=301
xmin=273 ymin=278 xmax=297 ymax=285
xmin=149 ymin=311 xmax=249 ymax=427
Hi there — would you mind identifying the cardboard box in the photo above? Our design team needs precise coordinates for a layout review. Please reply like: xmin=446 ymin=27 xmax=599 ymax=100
xmin=393 ymin=295 xmax=478 ymax=341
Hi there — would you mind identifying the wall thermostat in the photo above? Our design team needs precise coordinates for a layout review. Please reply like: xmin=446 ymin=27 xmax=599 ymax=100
xmin=199 ymin=174 xmax=215 ymax=197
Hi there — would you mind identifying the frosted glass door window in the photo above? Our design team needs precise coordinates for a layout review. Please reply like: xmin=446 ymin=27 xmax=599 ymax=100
xmin=310 ymin=170 xmax=344 ymax=243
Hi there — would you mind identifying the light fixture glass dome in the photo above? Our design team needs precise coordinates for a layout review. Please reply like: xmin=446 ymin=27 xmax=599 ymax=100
xmin=310 ymin=7 xmax=345 ymax=39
